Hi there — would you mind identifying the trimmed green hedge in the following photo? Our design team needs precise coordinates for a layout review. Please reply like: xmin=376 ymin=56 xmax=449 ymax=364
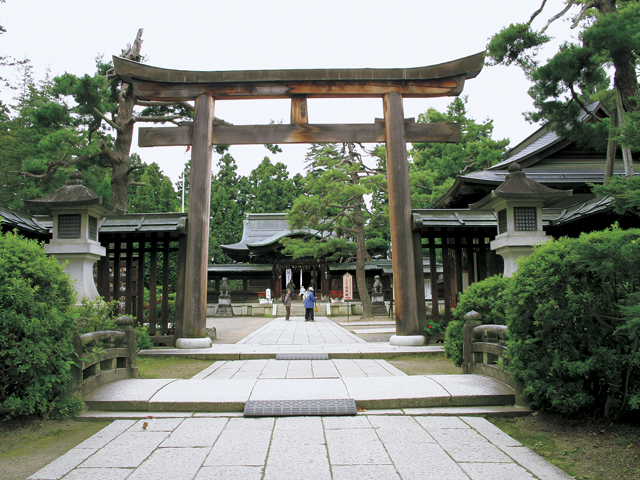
xmin=444 ymin=274 xmax=511 ymax=367
xmin=0 ymin=230 xmax=79 ymax=420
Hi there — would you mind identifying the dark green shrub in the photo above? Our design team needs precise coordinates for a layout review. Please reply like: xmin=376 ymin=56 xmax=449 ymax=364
xmin=444 ymin=275 xmax=512 ymax=367
xmin=508 ymin=227 xmax=640 ymax=419
xmin=74 ymin=298 xmax=119 ymax=334
xmin=0 ymin=231 xmax=78 ymax=420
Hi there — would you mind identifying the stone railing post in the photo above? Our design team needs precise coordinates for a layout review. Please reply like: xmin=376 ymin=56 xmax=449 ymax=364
xmin=116 ymin=315 xmax=138 ymax=377
xmin=462 ymin=310 xmax=482 ymax=374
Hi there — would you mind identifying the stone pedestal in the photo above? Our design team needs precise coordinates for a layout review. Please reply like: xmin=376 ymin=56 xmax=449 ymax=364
xmin=215 ymin=294 xmax=234 ymax=317
xmin=491 ymin=235 xmax=550 ymax=277
xmin=45 ymin=242 xmax=105 ymax=302
xmin=390 ymin=335 xmax=426 ymax=346
xmin=370 ymin=294 xmax=388 ymax=316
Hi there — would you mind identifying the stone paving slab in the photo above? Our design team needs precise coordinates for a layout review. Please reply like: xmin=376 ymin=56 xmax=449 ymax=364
xmin=149 ymin=379 xmax=257 ymax=412
xmin=84 ymin=374 xmax=514 ymax=412
xmin=29 ymin=415 xmax=572 ymax=480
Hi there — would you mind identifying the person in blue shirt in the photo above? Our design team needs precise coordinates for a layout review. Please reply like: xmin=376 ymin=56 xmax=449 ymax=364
xmin=304 ymin=287 xmax=317 ymax=322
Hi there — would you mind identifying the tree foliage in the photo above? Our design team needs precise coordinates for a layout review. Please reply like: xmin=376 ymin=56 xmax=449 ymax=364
xmin=487 ymin=0 xmax=640 ymax=156
xmin=127 ymin=162 xmax=178 ymax=213
xmin=282 ymin=143 xmax=386 ymax=318
xmin=507 ymin=226 xmax=640 ymax=419
xmin=445 ymin=275 xmax=512 ymax=367
xmin=0 ymin=230 xmax=79 ymax=420
xmin=409 ymin=97 xmax=509 ymax=208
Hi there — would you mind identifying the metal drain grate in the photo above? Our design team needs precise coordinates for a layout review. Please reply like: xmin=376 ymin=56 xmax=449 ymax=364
xmin=244 ymin=399 xmax=357 ymax=417
xmin=276 ymin=353 xmax=329 ymax=360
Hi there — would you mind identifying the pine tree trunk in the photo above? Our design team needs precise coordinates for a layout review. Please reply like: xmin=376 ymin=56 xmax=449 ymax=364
xmin=353 ymin=195 xmax=373 ymax=319
xmin=109 ymin=83 xmax=136 ymax=210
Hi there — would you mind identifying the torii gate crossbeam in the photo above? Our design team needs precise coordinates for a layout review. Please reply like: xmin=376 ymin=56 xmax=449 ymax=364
xmin=114 ymin=52 xmax=484 ymax=348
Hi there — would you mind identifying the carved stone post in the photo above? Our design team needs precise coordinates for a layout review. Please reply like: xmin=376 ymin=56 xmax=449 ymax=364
xmin=384 ymin=92 xmax=424 ymax=346
xmin=178 ymin=95 xmax=215 ymax=349
xmin=462 ymin=310 xmax=482 ymax=374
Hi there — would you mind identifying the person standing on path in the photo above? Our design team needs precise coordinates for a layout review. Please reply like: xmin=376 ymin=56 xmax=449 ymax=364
xmin=304 ymin=287 xmax=317 ymax=322
xmin=286 ymin=280 xmax=296 ymax=300
xmin=284 ymin=289 xmax=292 ymax=320
xmin=299 ymin=285 xmax=306 ymax=302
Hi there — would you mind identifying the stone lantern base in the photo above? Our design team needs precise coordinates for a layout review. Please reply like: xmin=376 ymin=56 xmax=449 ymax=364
xmin=45 ymin=243 xmax=105 ymax=303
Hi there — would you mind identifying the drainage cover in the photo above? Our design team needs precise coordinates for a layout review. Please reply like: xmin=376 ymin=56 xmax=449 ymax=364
xmin=244 ymin=399 xmax=357 ymax=417
xmin=275 ymin=353 xmax=329 ymax=360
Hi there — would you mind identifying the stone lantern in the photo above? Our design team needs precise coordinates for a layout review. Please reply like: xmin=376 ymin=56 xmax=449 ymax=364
xmin=23 ymin=170 xmax=122 ymax=302
xmin=469 ymin=163 xmax=572 ymax=276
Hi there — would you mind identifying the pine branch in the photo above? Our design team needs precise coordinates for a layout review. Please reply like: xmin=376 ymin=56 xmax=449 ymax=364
xmin=569 ymin=85 xmax=602 ymax=123
xmin=540 ymin=1 xmax=576 ymax=33
xmin=9 ymin=152 xmax=93 ymax=182
xmin=132 ymin=114 xmax=182 ymax=124
xmin=93 ymin=107 xmax=123 ymax=132
xmin=572 ymin=1 xmax=595 ymax=28
xmin=125 ymin=163 xmax=146 ymax=176
xmin=527 ymin=0 xmax=549 ymax=26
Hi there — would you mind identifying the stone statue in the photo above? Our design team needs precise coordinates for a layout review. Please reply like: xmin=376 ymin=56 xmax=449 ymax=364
xmin=373 ymin=275 xmax=383 ymax=294
xmin=220 ymin=277 xmax=229 ymax=296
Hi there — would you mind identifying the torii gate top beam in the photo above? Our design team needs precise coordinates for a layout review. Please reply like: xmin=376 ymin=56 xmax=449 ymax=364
xmin=113 ymin=52 xmax=484 ymax=101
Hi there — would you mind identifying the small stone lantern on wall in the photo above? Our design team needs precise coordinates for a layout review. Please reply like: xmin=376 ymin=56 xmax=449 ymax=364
xmin=470 ymin=163 xmax=572 ymax=276
xmin=23 ymin=170 xmax=121 ymax=302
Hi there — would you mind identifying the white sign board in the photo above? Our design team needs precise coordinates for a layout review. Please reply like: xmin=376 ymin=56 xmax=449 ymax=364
xmin=286 ymin=268 xmax=292 ymax=285
xmin=266 ymin=288 xmax=271 ymax=299
xmin=343 ymin=273 xmax=353 ymax=300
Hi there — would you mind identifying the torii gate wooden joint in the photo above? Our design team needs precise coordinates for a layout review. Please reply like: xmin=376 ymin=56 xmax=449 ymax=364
xmin=113 ymin=52 xmax=484 ymax=347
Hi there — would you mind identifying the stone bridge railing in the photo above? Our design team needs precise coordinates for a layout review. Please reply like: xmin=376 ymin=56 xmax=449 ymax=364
xmin=71 ymin=316 xmax=138 ymax=396
xmin=462 ymin=311 xmax=523 ymax=402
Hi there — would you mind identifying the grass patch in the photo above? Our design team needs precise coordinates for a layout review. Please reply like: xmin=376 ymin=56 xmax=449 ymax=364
xmin=0 ymin=418 xmax=110 ymax=480
xmin=136 ymin=356 xmax=214 ymax=379
xmin=387 ymin=353 xmax=462 ymax=375
xmin=490 ymin=413 xmax=640 ymax=479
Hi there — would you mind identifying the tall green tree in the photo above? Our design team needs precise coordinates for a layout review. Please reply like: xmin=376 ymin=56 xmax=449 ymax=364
xmin=245 ymin=157 xmax=305 ymax=213
xmin=209 ymin=153 xmax=248 ymax=264
xmin=127 ymin=162 xmax=178 ymax=213
xmin=282 ymin=143 xmax=386 ymax=318
xmin=409 ymin=97 xmax=509 ymax=208
xmin=486 ymin=0 xmax=640 ymax=179
xmin=7 ymin=30 xmax=193 ymax=210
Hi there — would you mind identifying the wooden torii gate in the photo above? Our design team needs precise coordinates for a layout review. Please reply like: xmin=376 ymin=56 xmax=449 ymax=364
xmin=114 ymin=52 xmax=484 ymax=348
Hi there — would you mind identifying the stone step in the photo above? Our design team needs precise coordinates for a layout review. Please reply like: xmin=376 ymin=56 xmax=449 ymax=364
xmin=83 ymin=375 xmax=517 ymax=413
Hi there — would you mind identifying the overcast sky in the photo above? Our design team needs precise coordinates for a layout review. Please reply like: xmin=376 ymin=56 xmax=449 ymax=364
xmin=1 ymin=0 xmax=577 ymax=184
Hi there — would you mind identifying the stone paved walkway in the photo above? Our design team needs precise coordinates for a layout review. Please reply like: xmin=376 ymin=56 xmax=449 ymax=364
xmin=30 ymin=316 xmax=572 ymax=479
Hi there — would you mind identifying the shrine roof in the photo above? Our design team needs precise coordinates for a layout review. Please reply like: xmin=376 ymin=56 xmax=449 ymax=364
xmin=34 ymin=212 xmax=188 ymax=235
xmin=0 ymin=205 xmax=49 ymax=235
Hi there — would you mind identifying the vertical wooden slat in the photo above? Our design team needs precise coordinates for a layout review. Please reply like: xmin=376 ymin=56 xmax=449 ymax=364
xmin=174 ymin=234 xmax=187 ymax=340
xmin=428 ymin=234 xmax=439 ymax=323
xmin=466 ymin=234 xmax=476 ymax=286
xmin=112 ymin=239 xmax=121 ymax=307
xmin=478 ymin=236 xmax=488 ymax=281
xmin=454 ymin=235 xmax=463 ymax=302
xmin=137 ymin=240 xmax=145 ymax=326
xmin=183 ymin=95 xmax=215 ymax=339
xmin=125 ymin=234 xmax=133 ymax=315
xmin=383 ymin=92 xmax=419 ymax=336
xmin=149 ymin=240 xmax=158 ymax=335
xmin=162 ymin=237 xmax=170 ymax=324
xmin=442 ymin=235 xmax=451 ymax=324
xmin=413 ymin=230 xmax=426 ymax=333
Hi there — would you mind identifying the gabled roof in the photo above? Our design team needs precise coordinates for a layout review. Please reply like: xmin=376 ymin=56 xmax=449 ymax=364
xmin=430 ymin=102 xmax=636 ymax=209
xmin=220 ymin=213 xmax=322 ymax=261
xmin=34 ymin=212 xmax=188 ymax=235
xmin=0 ymin=205 xmax=49 ymax=236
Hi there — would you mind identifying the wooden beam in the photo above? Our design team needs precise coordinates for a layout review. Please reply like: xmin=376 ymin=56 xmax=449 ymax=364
xmin=182 ymin=95 xmax=215 ymax=339
xmin=131 ymin=76 xmax=466 ymax=101
xmin=138 ymin=123 xmax=461 ymax=147
xmin=384 ymin=92 xmax=420 ymax=337
xmin=291 ymin=96 xmax=308 ymax=124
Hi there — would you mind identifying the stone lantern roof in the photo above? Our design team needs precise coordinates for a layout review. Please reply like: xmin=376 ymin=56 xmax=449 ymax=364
xmin=469 ymin=163 xmax=572 ymax=210
xmin=23 ymin=170 xmax=122 ymax=215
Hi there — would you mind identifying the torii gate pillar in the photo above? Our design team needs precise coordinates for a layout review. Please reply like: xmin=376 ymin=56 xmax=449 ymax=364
xmin=175 ymin=95 xmax=215 ymax=349
xmin=384 ymin=93 xmax=423 ymax=346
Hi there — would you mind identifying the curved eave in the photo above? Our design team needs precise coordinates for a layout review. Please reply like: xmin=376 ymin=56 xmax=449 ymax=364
xmin=113 ymin=52 xmax=485 ymax=86
xmin=246 ymin=230 xmax=322 ymax=249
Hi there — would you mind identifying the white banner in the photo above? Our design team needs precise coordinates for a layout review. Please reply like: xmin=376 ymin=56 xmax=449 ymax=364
xmin=286 ymin=268 xmax=292 ymax=285
xmin=343 ymin=273 xmax=353 ymax=300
